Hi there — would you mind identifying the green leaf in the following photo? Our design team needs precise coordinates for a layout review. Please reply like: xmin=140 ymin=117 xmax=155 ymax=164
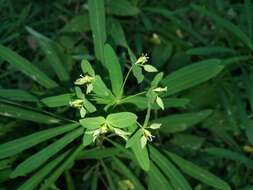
xmin=148 ymin=162 xmax=174 ymax=190
xmin=131 ymin=138 xmax=150 ymax=171
xmin=77 ymin=147 xmax=121 ymax=160
xmin=104 ymin=44 xmax=123 ymax=97
xmin=162 ymin=59 xmax=223 ymax=96
xmin=17 ymin=150 xmax=70 ymax=190
xmin=41 ymin=93 xmax=73 ymax=107
xmin=11 ymin=128 xmax=83 ymax=177
xmin=205 ymin=147 xmax=253 ymax=168
xmin=26 ymin=27 xmax=70 ymax=82
xmin=113 ymin=157 xmax=145 ymax=190
xmin=81 ymin=59 xmax=95 ymax=76
xmin=107 ymin=18 xmax=127 ymax=47
xmin=0 ymin=123 xmax=78 ymax=159
xmin=62 ymin=12 xmax=90 ymax=33
xmin=107 ymin=0 xmax=140 ymax=16
xmin=0 ymin=89 xmax=38 ymax=102
xmin=186 ymin=46 xmax=236 ymax=56
xmin=126 ymin=129 xmax=143 ymax=148
xmin=106 ymin=112 xmax=137 ymax=128
xmin=0 ymin=102 xmax=60 ymax=124
xmin=127 ymin=48 xmax=144 ymax=83
xmin=92 ymin=75 xmax=114 ymax=99
xmin=191 ymin=4 xmax=253 ymax=50
xmin=149 ymin=146 xmax=192 ymax=190
xmin=80 ymin=116 xmax=105 ymax=129
xmin=83 ymin=131 xmax=93 ymax=147
xmin=153 ymin=110 xmax=212 ymax=133
xmin=39 ymin=145 xmax=83 ymax=190
xmin=88 ymin=0 xmax=106 ymax=65
xmin=166 ymin=151 xmax=231 ymax=190
xmin=0 ymin=44 xmax=58 ymax=89
xmin=143 ymin=64 xmax=158 ymax=72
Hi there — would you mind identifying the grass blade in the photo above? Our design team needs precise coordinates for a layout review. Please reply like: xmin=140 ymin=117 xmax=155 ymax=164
xmin=166 ymin=151 xmax=231 ymax=190
xmin=0 ymin=123 xmax=78 ymax=159
xmin=0 ymin=102 xmax=60 ymax=124
xmin=88 ymin=0 xmax=106 ymax=65
xmin=149 ymin=146 xmax=192 ymax=190
xmin=11 ymin=128 xmax=83 ymax=177
xmin=162 ymin=59 xmax=223 ymax=96
xmin=0 ymin=89 xmax=38 ymax=102
xmin=0 ymin=44 xmax=58 ymax=89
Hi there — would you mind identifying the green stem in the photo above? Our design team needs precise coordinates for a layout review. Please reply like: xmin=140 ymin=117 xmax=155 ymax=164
xmin=143 ymin=102 xmax=151 ymax=128
xmin=120 ymin=91 xmax=146 ymax=103
xmin=120 ymin=66 xmax=133 ymax=97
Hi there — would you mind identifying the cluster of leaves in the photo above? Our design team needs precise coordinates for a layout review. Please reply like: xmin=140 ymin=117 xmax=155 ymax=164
xmin=0 ymin=0 xmax=253 ymax=189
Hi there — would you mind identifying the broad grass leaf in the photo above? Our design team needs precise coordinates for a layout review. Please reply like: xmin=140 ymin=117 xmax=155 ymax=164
xmin=39 ymin=145 xmax=83 ymax=190
xmin=131 ymin=138 xmax=150 ymax=171
xmin=149 ymin=146 xmax=192 ymax=190
xmin=77 ymin=147 xmax=121 ymax=160
xmin=11 ymin=128 xmax=83 ymax=177
xmin=153 ymin=110 xmax=212 ymax=133
xmin=88 ymin=0 xmax=106 ymax=65
xmin=148 ymin=162 xmax=173 ymax=190
xmin=162 ymin=59 xmax=223 ymax=96
xmin=112 ymin=157 xmax=145 ymax=190
xmin=166 ymin=151 xmax=231 ymax=190
xmin=17 ymin=150 xmax=70 ymax=190
xmin=0 ymin=89 xmax=38 ymax=102
xmin=0 ymin=44 xmax=58 ymax=89
xmin=104 ymin=44 xmax=123 ymax=97
xmin=205 ymin=147 xmax=253 ymax=168
xmin=0 ymin=102 xmax=60 ymax=124
xmin=0 ymin=123 xmax=78 ymax=159
xmin=41 ymin=93 xmax=73 ymax=107
xmin=106 ymin=112 xmax=137 ymax=128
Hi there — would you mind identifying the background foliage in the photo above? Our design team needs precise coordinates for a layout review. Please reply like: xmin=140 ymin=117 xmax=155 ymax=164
xmin=0 ymin=0 xmax=253 ymax=189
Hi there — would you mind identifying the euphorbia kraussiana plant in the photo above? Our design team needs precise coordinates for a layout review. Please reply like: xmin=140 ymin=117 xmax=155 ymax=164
xmin=70 ymin=44 xmax=167 ymax=170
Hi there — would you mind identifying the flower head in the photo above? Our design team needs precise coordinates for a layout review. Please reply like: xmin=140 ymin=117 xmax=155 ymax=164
xmin=74 ymin=75 xmax=94 ymax=85
xmin=135 ymin=53 xmax=149 ymax=65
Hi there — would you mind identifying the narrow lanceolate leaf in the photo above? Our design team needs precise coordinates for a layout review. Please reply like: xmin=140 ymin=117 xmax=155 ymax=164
xmin=26 ymin=27 xmax=70 ymax=81
xmin=88 ymin=0 xmax=106 ymax=64
xmin=41 ymin=93 xmax=73 ymax=108
xmin=0 ymin=102 xmax=60 ymax=124
xmin=80 ymin=117 xmax=105 ymax=129
xmin=104 ymin=44 xmax=123 ymax=97
xmin=113 ymin=157 xmax=145 ymax=190
xmin=153 ymin=110 xmax=212 ymax=133
xmin=162 ymin=59 xmax=223 ymax=96
xmin=205 ymin=147 xmax=253 ymax=168
xmin=11 ymin=128 xmax=83 ymax=178
xmin=39 ymin=145 xmax=83 ymax=190
xmin=148 ymin=162 xmax=174 ymax=190
xmin=166 ymin=151 xmax=231 ymax=190
xmin=106 ymin=112 xmax=137 ymax=128
xmin=0 ymin=89 xmax=38 ymax=102
xmin=81 ymin=59 xmax=95 ymax=76
xmin=0 ymin=123 xmax=78 ymax=159
xmin=149 ymin=146 xmax=192 ymax=190
xmin=191 ymin=4 xmax=253 ymax=50
xmin=0 ymin=44 xmax=58 ymax=89
xmin=131 ymin=138 xmax=150 ymax=171
xmin=18 ymin=150 xmax=70 ymax=190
